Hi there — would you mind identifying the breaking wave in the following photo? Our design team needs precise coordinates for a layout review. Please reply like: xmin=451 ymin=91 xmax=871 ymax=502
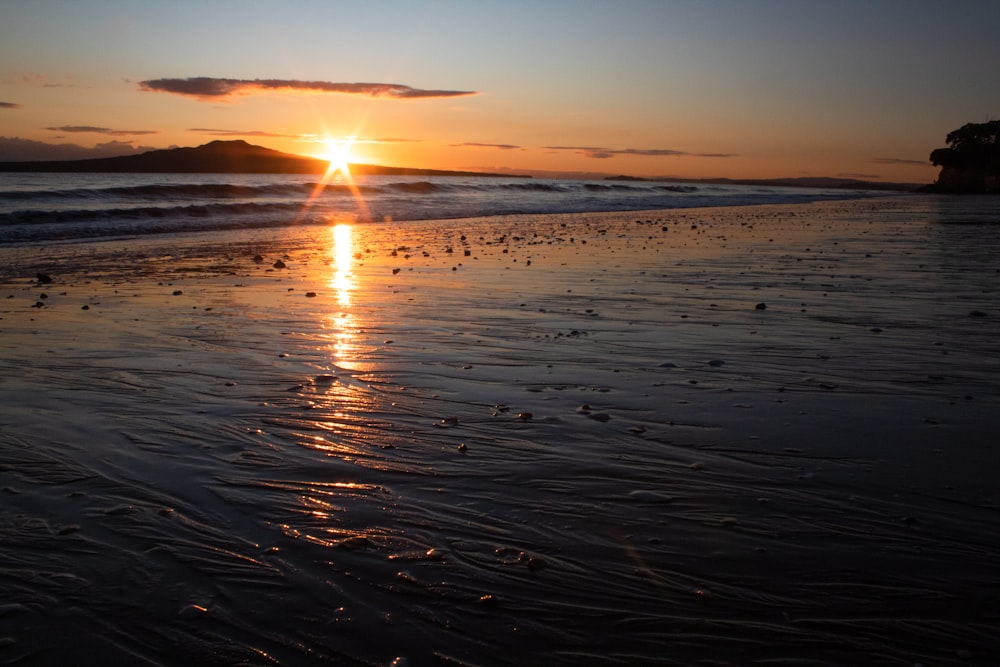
xmin=0 ymin=172 xmax=885 ymax=244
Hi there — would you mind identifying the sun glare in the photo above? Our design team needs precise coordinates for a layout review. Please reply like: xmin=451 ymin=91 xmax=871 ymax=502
xmin=320 ymin=137 xmax=355 ymax=176
xmin=298 ymin=133 xmax=370 ymax=223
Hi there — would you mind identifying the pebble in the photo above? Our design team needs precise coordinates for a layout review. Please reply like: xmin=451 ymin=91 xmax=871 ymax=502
xmin=755 ymin=302 xmax=767 ymax=310
xmin=178 ymin=604 xmax=209 ymax=618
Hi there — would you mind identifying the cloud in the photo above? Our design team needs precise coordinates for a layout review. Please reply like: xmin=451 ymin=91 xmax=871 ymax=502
xmin=872 ymin=157 xmax=933 ymax=167
xmin=13 ymin=72 xmax=79 ymax=88
xmin=453 ymin=142 xmax=522 ymax=150
xmin=545 ymin=145 xmax=735 ymax=159
xmin=189 ymin=127 xmax=300 ymax=138
xmin=139 ymin=77 xmax=478 ymax=100
xmin=46 ymin=125 xmax=158 ymax=136
xmin=0 ymin=102 xmax=21 ymax=109
xmin=0 ymin=136 xmax=157 ymax=161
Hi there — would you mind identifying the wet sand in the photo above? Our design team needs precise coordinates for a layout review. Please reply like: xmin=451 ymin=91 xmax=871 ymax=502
xmin=1 ymin=196 xmax=999 ymax=666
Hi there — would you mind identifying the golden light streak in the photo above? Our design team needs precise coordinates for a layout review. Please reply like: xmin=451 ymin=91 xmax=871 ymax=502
xmin=324 ymin=223 xmax=361 ymax=369
xmin=331 ymin=223 xmax=354 ymax=308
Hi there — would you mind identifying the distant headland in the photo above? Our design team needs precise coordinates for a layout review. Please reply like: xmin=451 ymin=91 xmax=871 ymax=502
xmin=926 ymin=121 xmax=1000 ymax=193
xmin=0 ymin=138 xmax=930 ymax=191
xmin=0 ymin=139 xmax=526 ymax=177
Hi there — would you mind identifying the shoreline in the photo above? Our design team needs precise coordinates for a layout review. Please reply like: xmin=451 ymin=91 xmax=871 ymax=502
xmin=2 ymin=196 xmax=999 ymax=665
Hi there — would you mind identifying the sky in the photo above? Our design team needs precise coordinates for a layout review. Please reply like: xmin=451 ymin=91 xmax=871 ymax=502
xmin=1 ymin=0 xmax=999 ymax=183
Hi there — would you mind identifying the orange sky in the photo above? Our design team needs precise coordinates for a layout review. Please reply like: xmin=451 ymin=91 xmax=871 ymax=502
xmin=2 ymin=1 xmax=999 ymax=183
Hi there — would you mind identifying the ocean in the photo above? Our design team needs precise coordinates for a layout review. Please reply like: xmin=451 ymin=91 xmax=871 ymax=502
xmin=0 ymin=172 xmax=887 ymax=243
xmin=3 ymin=183 xmax=999 ymax=665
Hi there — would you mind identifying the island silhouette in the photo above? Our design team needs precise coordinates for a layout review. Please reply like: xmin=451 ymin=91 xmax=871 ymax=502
xmin=0 ymin=139 xmax=520 ymax=177
xmin=0 ymin=139 xmax=925 ymax=190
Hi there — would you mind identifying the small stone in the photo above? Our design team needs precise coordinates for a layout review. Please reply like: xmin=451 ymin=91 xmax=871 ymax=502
xmin=755 ymin=302 xmax=767 ymax=310
xmin=178 ymin=604 xmax=209 ymax=618
xmin=273 ymin=259 xmax=286 ymax=269
xmin=305 ymin=291 xmax=317 ymax=297
xmin=36 ymin=273 xmax=53 ymax=284
xmin=172 ymin=290 xmax=183 ymax=296
xmin=526 ymin=556 xmax=547 ymax=570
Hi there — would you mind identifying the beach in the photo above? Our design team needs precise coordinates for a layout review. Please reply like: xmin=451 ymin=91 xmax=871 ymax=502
xmin=1 ymin=196 xmax=999 ymax=665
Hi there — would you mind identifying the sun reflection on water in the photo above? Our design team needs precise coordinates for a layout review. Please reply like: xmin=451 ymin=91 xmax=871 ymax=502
xmin=325 ymin=223 xmax=362 ymax=369
xmin=331 ymin=223 xmax=354 ymax=307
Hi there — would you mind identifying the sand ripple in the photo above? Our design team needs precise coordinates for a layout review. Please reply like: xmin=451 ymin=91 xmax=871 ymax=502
xmin=2 ymin=198 xmax=999 ymax=665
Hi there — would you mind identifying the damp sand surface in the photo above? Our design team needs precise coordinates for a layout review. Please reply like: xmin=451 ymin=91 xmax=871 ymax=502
xmin=1 ymin=196 xmax=999 ymax=666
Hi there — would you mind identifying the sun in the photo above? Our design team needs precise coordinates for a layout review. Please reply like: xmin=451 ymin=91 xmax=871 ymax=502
xmin=319 ymin=137 xmax=355 ymax=176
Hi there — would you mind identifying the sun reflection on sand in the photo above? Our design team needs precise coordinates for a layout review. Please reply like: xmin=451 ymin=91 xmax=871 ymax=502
xmin=324 ymin=223 xmax=361 ymax=369
xmin=331 ymin=223 xmax=354 ymax=307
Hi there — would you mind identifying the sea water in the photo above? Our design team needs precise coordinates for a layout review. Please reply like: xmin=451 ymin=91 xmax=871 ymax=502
xmin=0 ymin=172 xmax=885 ymax=243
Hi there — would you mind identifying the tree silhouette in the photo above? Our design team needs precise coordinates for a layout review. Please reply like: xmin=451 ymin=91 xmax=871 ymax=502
xmin=929 ymin=121 xmax=1000 ymax=193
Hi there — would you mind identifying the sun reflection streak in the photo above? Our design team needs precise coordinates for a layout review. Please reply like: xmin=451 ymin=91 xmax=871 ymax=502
xmin=325 ymin=223 xmax=362 ymax=369
xmin=331 ymin=223 xmax=354 ymax=307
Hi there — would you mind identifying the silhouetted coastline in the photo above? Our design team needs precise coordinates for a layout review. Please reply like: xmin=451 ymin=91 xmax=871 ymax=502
xmin=0 ymin=139 xmax=527 ymax=177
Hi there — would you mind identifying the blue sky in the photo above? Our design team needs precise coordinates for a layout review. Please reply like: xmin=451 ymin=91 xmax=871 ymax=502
xmin=2 ymin=0 xmax=998 ymax=181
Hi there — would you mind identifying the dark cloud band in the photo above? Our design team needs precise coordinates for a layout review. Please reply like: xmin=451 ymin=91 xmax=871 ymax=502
xmin=139 ymin=77 xmax=477 ymax=100
xmin=546 ymin=145 xmax=734 ymax=159
xmin=453 ymin=142 xmax=522 ymax=150
xmin=873 ymin=157 xmax=932 ymax=166
xmin=0 ymin=102 xmax=22 ymax=109
xmin=188 ymin=128 xmax=300 ymax=138
xmin=46 ymin=125 xmax=158 ymax=136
